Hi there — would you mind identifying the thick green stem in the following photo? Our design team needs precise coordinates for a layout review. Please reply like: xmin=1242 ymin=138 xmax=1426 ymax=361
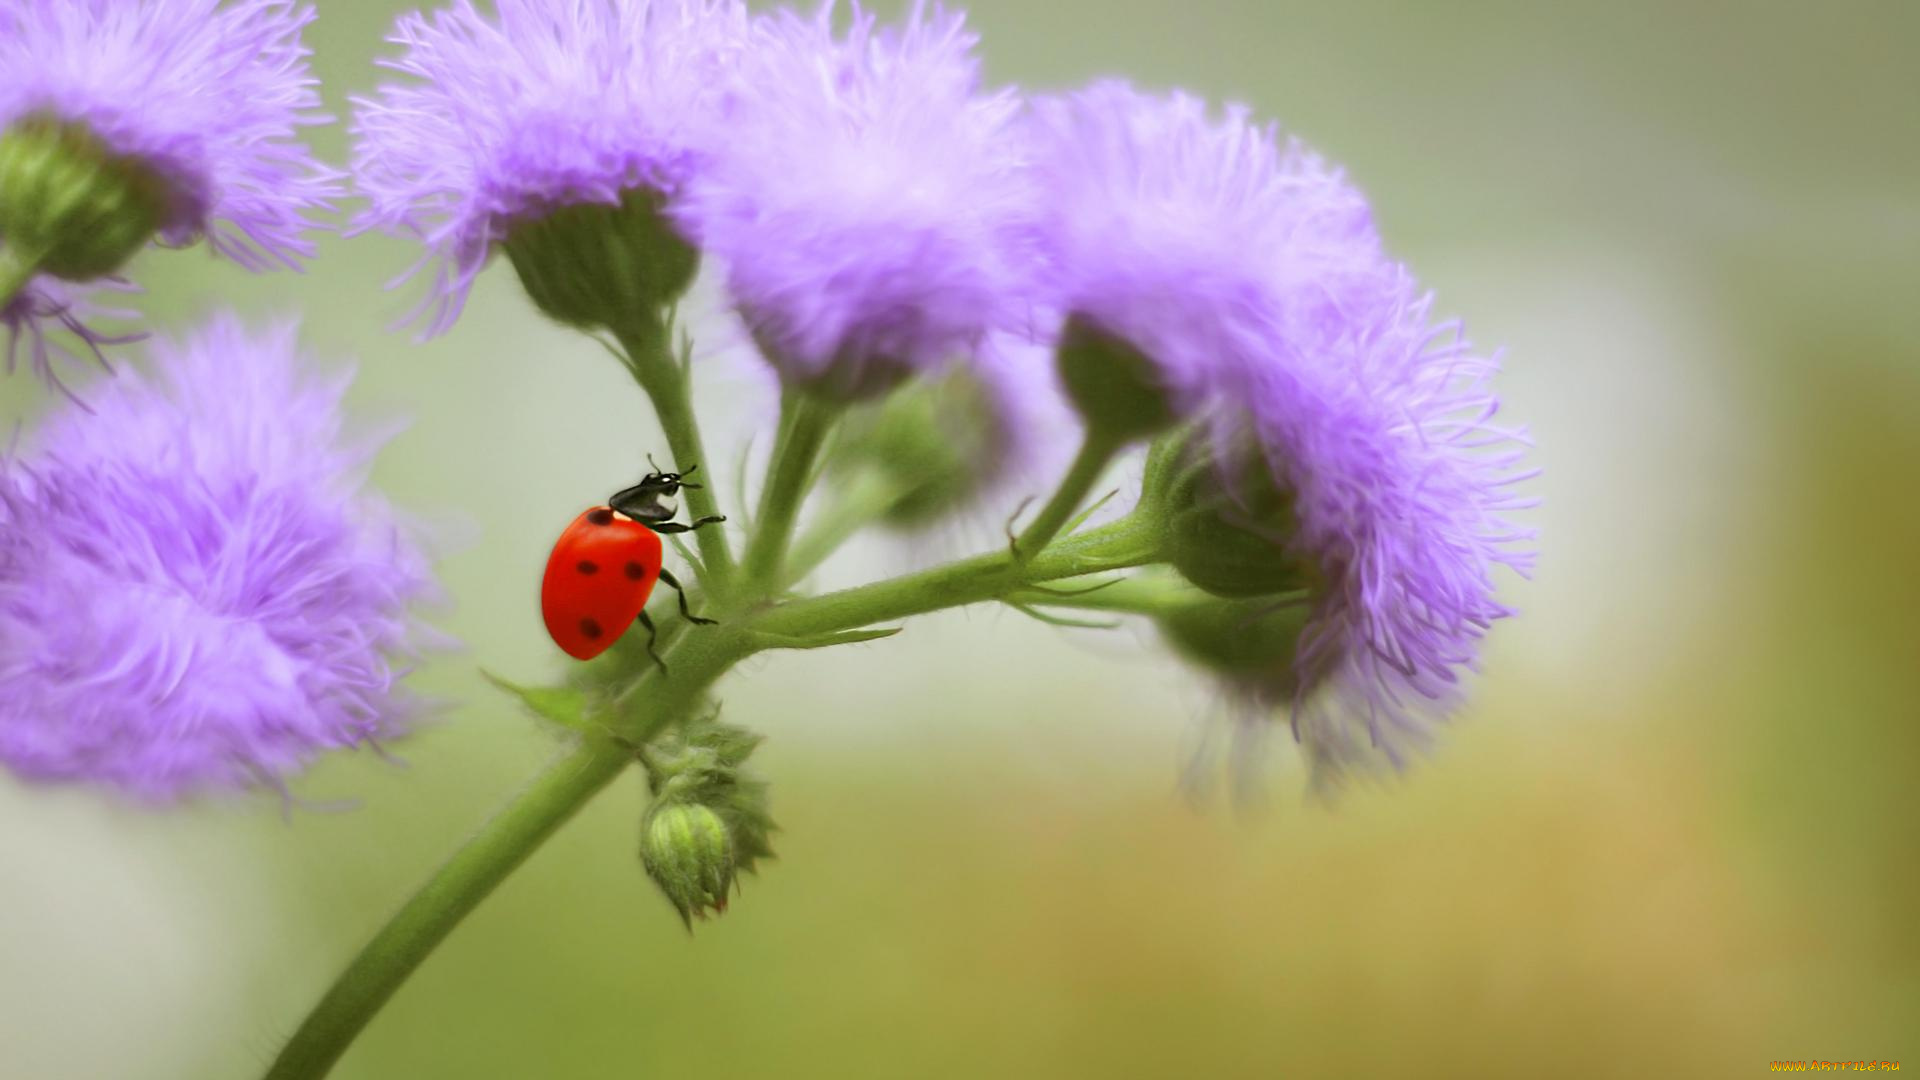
xmin=612 ymin=322 xmax=735 ymax=591
xmin=740 ymin=390 xmax=837 ymax=594
xmin=263 ymin=628 xmax=747 ymax=1080
xmin=1012 ymin=428 xmax=1127 ymax=559
xmin=263 ymin=741 xmax=629 ymax=1080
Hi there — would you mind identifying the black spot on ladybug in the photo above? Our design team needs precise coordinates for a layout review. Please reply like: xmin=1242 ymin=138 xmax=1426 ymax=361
xmin=586 ymin=508 xmax=615 ymax=526
xmin=576 ymin=560 xmax=599 ymax=575
xmin=579 ymin=617 xmax=604 ymax=640
xmin=624 ymin=561 xmax=648 ymax=581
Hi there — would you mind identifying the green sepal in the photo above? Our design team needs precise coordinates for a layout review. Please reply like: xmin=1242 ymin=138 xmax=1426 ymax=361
xmin=1149 ymin=428 xmax=1321 ymax=600
xmin=500 ymin=186 xmax=698 ymax=335
xmin=1055 ymin=315 xmax=1183 ymax=443
xmin=1155 ymin=594 xmax=1314 ymax=697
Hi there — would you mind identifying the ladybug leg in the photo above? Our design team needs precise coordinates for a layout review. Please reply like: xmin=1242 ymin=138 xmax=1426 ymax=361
xmin=636 ymin=610 xmax=668 ymax=675
xmin=658 ymin=568 xmax=718 ymax=625
xmin=650 ymin=515 xmax=727 ymax=534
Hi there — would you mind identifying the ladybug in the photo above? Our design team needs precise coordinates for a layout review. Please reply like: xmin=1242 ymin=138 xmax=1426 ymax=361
xmin=541 ymin=463 xmax=725 ymax=669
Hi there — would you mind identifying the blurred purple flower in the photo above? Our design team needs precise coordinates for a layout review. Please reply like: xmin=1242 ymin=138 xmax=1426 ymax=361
xmin=352 ymin=0 xmax=747 ymax=334
xmin=1 ymin=276 xmax=143 ymax=406
xmin=0 ymin=316 xmax=440 ymax=802
xmin=0 ymin=0 xmax=339 ymax=270
xmin=678 ymin=1 xmax=1029 ymax=398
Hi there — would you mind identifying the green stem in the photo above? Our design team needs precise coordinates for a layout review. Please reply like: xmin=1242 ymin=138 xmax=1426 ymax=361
xmin=1012 ymin=428 xmax=1127 ymax=559
xmin=1005 ymin=570 xmax=1208 ymax=617
xmin=740 ymin=390 xmax=837 ymax=594
xmin=782 ymin=466 xmax=902 ymax=587
xmin=612 ymin=322 xmax=735 ymax=591
xmin=263 ymin=628 xmax=748 ymax=1080
xmin=759 ymin=511 xmax=1164 ymax=640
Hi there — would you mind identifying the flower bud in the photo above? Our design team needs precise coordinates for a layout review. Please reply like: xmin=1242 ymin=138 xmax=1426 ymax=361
xmin=636 ymin=715 xmax=777 ymax=926
xmin=1055 ymin=315 xmax=1182 ymax=443
xmin=1152 ymin=430 xmax=1320 ymax=600
xmin=500 ymin=186 xmax=698 ymax=333
xmin=830 ymin=366 xmax=1009 ymax=527
xmin=0 ymin=115 xmax=170 ymax=281
xmin=640 ymin=801 xmax=734 ymax=926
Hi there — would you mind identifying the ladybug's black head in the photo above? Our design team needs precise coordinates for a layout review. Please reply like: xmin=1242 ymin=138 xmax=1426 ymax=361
xmin=609 ymin=462 xmax=701 ymax=524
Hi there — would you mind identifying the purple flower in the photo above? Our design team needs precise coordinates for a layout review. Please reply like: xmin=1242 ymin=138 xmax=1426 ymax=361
xmin=0 ymin=316 xmax=439 ymax=802
xmin=678 ymin=1 xmax=1029 ymax=398
xmin=1 ymin=276 xmax=143 ymax=405
xmin=1041 ymin=84 xmax=1535 ymax=783
xmin=1027 ymin=82 xmax=1382 ymax=415
xmin=0 ymin=0 xmax=339 ymax=270
xmin=352 ymin=0 xmax=747 ymax=335
xmin=1242 ymin=277 xmax=1536 ymax=787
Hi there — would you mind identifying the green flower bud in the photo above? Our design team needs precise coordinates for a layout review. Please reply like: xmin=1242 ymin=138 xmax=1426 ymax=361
xmin=640 ymin=802 xmax=734 ymax=927
xmin=1156 ymin=594 xmax=1314 ymax=701
xmin=830 ymin=366 xmax=1008 ymax=527
xmin=0 ymin=115 xmax=171 ymax=281
xmin=1152 ymin=429 xmax=1320 ymax=600
xmin=500 ymin=186 xmax=698 ymax=333
xmin=636 ymin=714 xmax=777 ymax=926
xmin=1055 ymin=315 xmax=1182 ymax=443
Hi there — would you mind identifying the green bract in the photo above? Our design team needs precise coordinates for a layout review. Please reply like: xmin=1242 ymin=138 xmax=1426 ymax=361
xmin=501 ymin=187 xmax=699 ymax=334
xmin=1150 ymin=432 xmax=1320 ymax=600
xmin=0 ymin=114 xmax=170 ymax=281
xmin=1055 ymin=314 xmax=1182 ymax=443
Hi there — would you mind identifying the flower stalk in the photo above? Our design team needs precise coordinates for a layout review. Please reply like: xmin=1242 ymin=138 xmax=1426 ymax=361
xmin=740 ymin=389 xmax=840 ymax=594
xmin=611 ymin=320 xmax=736 ymax=592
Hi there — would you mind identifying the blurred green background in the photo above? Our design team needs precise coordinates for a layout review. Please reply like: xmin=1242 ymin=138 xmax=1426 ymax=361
xmin=3 ymin=1 xmax=1917 ymax=1077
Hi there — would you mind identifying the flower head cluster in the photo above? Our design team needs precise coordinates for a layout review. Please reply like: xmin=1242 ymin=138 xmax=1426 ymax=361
xmin=679 ymin=1 xmax=1029 ymax=399
xmin=0 ymin=317 xmax=438 ymax=802
xmin=0 ymin=0 xmax=338 ymax=270
xmin=1032 ymin=84 xmax=1533 ymax=782
xmin=353 ymin=0 xmax=747 ymax=333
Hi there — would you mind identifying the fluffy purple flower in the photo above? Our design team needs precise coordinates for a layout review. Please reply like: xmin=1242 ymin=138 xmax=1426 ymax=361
xmin=0 ymin=317 xmax=438 ymax=802
xmin=0 ymin=0 xmax=339 ymax=270
xmin=1 ymin=276 xmax=142 ymax=404
xmin=352 ymin=0 xmax=747 ymax=334
xmin=679 ymin=1 xmax=1029 ymax=398
xmin=1040 ymin=84 xmax=1534 ymax=782
xmin=1027 ymin=82 xmax=1383 ymax=414
xmin=1242 ymin=277 xmax=1536 ymax=786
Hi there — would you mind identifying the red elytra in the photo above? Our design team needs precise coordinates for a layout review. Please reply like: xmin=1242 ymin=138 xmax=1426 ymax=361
xmin=540 ymin=506 xmax=664 ymax=661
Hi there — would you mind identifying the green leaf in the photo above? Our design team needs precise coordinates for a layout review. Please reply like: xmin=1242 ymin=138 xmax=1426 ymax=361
xmin=482 ymin=669 xmax=591 ymax=733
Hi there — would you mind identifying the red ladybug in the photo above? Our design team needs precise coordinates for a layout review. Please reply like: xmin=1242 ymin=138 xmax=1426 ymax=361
xmin=541 ymin=464 xmax=724 ymax=667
